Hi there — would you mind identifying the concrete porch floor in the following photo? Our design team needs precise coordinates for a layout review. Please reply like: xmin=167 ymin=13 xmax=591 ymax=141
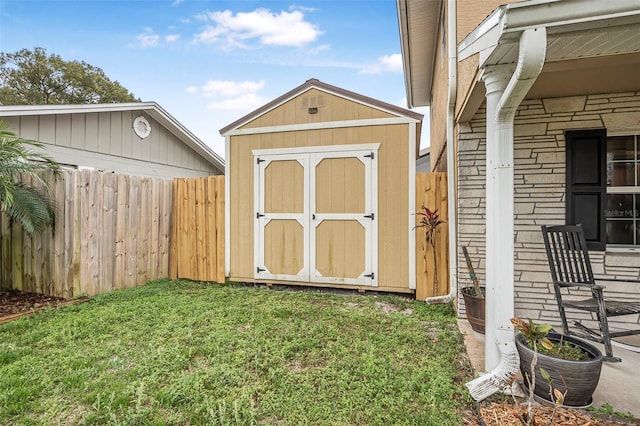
xmin=458 ymin=319 xmax=640 ymax=418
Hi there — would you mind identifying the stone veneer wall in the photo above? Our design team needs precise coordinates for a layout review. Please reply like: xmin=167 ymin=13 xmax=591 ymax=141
xmin=457 ymin=91 xmax=640 ymax=332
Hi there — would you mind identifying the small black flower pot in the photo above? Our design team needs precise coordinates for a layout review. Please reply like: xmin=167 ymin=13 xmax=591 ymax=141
xmin=461 ymin=286 xmax=485 ymax=334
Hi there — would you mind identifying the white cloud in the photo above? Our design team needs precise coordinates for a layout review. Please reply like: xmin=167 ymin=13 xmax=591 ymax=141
xmin=306 ymin=43 xmax=330 ymax=55
xmin=165 ymin=34 xmax=180 ymax=42
xmin=171 ymin=0 xmax=184 ymax=5
xmin=289 ymin=5 xmax=317 ymax=13
xmin=200 ymin=79 xmax=266 ymax=97
xmin=207 ymin=92 xmax=268 ymax=111
xmin=187 ymin=79 xmax=268 ymax=112
xmin=360 ymin=53 xmax=403 ymax=74
xmin=137 ymin=28 xmax=160 ymax=48
xmin=193 ymin=8 xmax=322 ymax=48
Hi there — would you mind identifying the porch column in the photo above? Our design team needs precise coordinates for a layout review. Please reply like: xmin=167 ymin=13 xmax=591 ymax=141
xmin=482 ymin=65 xmax=513 ymax=371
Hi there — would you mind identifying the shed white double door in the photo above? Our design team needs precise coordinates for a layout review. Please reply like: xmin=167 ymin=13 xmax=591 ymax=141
xmin=254 ymin=145 xmax=378 ymax=286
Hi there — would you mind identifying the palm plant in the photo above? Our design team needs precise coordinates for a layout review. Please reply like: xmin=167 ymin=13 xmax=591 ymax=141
xmin=414 ymin=205 xmax=445 ymax=295
xmin=0 ymin=120 xmax=60 ymax=235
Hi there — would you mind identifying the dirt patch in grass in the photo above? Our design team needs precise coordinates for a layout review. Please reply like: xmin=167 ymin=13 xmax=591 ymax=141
xmin=0 ymin=290 xmax=65 ymax=318
xmin=375 ymin=301 xmax=413 ymax=315
xmin=0 ymin=290 xmax=89 ymax=324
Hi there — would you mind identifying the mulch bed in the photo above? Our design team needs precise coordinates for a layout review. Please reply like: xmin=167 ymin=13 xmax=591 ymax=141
xmin=0 ymin=289 xmax=87 ymax=324
xmin=461 ymin=398 xmax=640 ymax=426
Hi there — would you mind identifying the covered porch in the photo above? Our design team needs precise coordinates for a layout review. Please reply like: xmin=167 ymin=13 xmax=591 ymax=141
xmin=456 ymin=0 xmax=640 ymax=414
xmin=397 ymin=0 xmax=640 ymax=416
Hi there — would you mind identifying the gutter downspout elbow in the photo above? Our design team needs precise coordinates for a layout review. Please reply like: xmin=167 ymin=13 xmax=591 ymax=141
xmin=467 ymin=27 xmax=546 ymax=401
xmin=426 ymin=0 xmax=457 ymax=305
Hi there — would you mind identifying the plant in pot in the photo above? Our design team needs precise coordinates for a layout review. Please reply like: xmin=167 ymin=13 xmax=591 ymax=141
xmin=511 ymin=317 xmax=603 ymax=409
xmin=414 ymin=205 xmax=444 ymax=296
xmin=460 ymin=246 xmax=485 ymax=334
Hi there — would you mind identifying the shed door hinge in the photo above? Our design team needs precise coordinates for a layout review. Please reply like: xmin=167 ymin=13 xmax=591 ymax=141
xmin=257 ymin=267 xmax=266 ymax=273
xmin=364 ymin=152 xmax=374 ymax=159
xmin=256 ymin=212 xmax=265 ymax=219
xmin=257 ymin=157 xmax=265 ymax=164
xmin=364 ymin=272 xmax=375 ymax=279
xmin=364 ymin=213 xmax=374 ymax=220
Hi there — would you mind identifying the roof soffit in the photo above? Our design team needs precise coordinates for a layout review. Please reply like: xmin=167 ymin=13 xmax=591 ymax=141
xmin=459 ymin=0 xmax=640 ymax=68
xmin=397 ymin=0 xmax=442 ymax=108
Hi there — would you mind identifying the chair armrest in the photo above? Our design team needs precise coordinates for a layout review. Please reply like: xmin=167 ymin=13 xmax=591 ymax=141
xmin=595 ymin=278 xmax=640 ymax=284
xmin=556 ymin=281 xmax=605 ymax=290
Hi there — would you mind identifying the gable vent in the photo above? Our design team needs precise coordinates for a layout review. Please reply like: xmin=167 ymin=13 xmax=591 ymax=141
xmin=301 ymin=95 xmax=326 ymax=109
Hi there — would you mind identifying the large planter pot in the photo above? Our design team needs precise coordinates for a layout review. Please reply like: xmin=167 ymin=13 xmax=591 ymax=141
xmin=515 ymin=332 xmax=603 ymax=407
xmin=461 ymin=286 xmax=485 ymax=334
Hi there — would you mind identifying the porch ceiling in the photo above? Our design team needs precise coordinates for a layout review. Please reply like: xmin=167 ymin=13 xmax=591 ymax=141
xmin=457 ymin=0 xmax=640 ymax=122
xmin=485 ymin=22 xmax=640 ymax=66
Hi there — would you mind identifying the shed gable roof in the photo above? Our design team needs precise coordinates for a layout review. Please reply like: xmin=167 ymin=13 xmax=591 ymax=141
xmin=0 ymin=102 xmax=225 ymax=173
xmin=219 ymin=78 xmax=423 ymax=135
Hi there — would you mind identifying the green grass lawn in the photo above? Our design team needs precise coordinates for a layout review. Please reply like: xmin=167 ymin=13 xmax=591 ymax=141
xmin=0 ymin=279 xmax=474 ymax=425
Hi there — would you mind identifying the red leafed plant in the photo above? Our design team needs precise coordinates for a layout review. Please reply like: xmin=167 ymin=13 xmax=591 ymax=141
xmin=414 ymin=206 xmax=445 ymax=295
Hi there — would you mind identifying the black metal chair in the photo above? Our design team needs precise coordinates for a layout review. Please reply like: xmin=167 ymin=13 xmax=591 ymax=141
xmin=541 ymin=224 xmax=640 ymax=362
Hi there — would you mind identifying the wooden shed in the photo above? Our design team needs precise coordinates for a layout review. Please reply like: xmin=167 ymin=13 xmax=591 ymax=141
xmin=220 ymin=79 xmax=423 ymax=293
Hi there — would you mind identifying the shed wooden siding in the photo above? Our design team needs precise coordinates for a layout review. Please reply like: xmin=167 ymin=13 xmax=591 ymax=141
xmin=229 ymin=124 xmax=411 ymax=292
xmin=240 ymin=89 xmax=396 ymax=129
xmin=2 ymin=112 xmax=219 ymax=177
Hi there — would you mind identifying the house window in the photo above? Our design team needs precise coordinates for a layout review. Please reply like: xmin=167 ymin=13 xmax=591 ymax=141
xmin=606 ymin=135 xmax=640 ymax=246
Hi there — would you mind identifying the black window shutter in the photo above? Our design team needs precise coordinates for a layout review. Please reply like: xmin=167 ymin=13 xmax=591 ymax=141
xmin=565 ymin=129 xmax=607 ymax=251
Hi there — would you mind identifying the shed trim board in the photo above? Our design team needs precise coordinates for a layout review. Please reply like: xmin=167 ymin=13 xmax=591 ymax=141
xmin=225 ymin=134 xmax=231 ymax=277
xmin=225 ymin=117 xmax=421 ymax=137
xmin=253 ymin=144 xmax=379 ymax=287
xmin=408 ymin=122 xmax=417 ymax=290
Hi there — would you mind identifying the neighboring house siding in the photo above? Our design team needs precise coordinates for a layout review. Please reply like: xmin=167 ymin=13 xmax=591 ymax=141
xmin=2 ymin=111 xmax=220 ymax=178
xmin=457 ymin=91 xmax=640 ymax=332
xmin=416 ymin=153 xmax=431 ymax=173
xmin=430 ymin=3 xmax=448 ymax=172
xmin=456 ymin=0 xmax=511 ymax=44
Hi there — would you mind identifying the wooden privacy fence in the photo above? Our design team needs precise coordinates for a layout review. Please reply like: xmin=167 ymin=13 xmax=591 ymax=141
xmin=415 ymin=172 xmax=449 ymax=301
xmin=0 ymin=170 xmax=173 ymax=298
xmin=169 ymin=176 xmax=225 ymax=283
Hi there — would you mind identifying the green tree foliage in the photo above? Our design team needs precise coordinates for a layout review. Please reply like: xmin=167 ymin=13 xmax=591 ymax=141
xmin=0 ymin=47 xmax=139 ymax=105
xmin=0 ymin=120 xmax=61 ymax=235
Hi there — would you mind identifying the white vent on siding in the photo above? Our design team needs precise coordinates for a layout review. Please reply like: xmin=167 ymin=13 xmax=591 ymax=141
xmin=301 ymin=95 xmax=326 ymax=109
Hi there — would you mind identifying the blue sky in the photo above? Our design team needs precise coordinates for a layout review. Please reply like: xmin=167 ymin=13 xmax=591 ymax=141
xmin=1 ymin=0 xmax=428 ymax=158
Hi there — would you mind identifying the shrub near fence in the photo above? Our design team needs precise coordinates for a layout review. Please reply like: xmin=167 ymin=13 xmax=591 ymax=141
xmin=0 ymin=170 xmax=173 ymax=298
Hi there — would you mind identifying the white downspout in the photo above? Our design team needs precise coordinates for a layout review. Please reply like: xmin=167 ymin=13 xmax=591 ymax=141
xmin=426 ymin=0 xmax=457 ymax=304
xmin=466 ymin=27 xmax=546 ymax=401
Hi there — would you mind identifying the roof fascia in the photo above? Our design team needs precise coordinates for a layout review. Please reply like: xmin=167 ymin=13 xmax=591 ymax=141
xmin=0 ymin=102 xmax=157 ymax=116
